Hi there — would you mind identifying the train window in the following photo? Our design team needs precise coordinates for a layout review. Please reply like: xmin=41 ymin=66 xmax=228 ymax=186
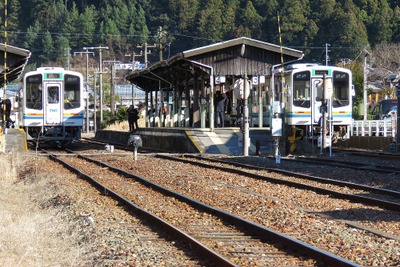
xmin=64 ymin=74 xmax=81 ymax=109
xmin=332 ymin=71 xmax=350 ymax=107
xmin=26 ymin=74 xmax=43 ymax=109
xmin=293 ymin=71 xmax=311 ymax=108
xmin=47 ymin=86 xmax=59 ymax=103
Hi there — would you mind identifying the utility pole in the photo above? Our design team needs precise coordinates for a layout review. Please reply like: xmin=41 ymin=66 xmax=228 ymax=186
xmin=325 ymin=43 xmax=330 ymax=66
xmin=137 ymin=43 xmax=156 ymax=121
xmin=83 ymin=46 xmax=109 ymax=123
xmin=157 ymin=26 xmax=167 ymax=61
xmin=137 ymin=43 xmax=156 ymax=68
xmin=103 ymin=60 xmax=121 ymax=114
xmin=241 ymin=43 xmax=249 ymax=156
xmin=125 ymin=52 xmax=143 ymax=105
xmin=65 ymin=47 xmax=71 ymax=70
xmin=363 ymin=49 xmax=371 ymax=121
xmin=74 ymin=50 xmax=94 ymax=133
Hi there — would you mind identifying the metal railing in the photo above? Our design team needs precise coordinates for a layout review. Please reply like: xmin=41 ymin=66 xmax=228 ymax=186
xmin=352 ymin=119 xmax=396 ymax=137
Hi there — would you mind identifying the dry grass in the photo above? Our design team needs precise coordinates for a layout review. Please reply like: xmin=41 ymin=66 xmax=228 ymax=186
xmin=0 ymin=153 xmax=89 ymax=267
xmin=104 ymin=118 xmax=146 ymax=131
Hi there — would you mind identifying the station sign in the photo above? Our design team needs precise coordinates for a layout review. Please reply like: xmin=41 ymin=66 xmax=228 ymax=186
xmin=115 ymin=62 xmax=146 ymax=70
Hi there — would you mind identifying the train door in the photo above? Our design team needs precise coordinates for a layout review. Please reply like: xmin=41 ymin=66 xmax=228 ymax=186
xmin=44 ymin=83 xmax=62 ymax=125
xmin=311 ymin=78 xmax=324 ymax=125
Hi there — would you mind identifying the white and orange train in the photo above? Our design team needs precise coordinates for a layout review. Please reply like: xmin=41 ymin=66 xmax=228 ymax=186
xmin=20 ymin=67 xmax=84 ymax=147
xmin=272 ymin=63 xmax=353 ymax=143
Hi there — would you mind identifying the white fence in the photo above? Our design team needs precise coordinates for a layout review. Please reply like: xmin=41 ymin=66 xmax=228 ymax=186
xmin=352 ymin=119 xmax=397 ymax=137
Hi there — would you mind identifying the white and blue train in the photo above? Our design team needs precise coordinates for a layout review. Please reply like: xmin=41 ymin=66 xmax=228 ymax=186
xmin=272 ymin=63 xmax=353 ymax=144
xmin=20 ymin=67 xmax=84 ymax=147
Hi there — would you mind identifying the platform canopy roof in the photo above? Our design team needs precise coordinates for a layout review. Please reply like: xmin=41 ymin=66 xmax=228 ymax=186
xmin=126 ymin=37 xmax=304 ymax=90
xmin=0 ymin=43 xmax=31 ymax=88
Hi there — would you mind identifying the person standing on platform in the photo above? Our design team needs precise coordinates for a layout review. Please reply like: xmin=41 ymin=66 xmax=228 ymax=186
xmin=215 ymin=91 xmax=227 ymax=128
xmin=128 ymin=105 xmax=139 ymax=131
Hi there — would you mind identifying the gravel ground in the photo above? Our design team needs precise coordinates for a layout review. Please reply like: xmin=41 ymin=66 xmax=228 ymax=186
xmin=21 ymin=156 xmax=206 ymax=266
xmin=86 ymin=151 xmax=399 ymax=266
xmin=15 ymin=147 xmax=400 ymax=266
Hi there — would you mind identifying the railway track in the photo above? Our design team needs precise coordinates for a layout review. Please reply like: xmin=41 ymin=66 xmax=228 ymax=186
xmin=171 ymin=154 xmax=400 ymax=209
xmin=46 ymin=149 xmax=359 ymax=267
xmin=272 ymin=155 xmax=400 ymax=174
xmin=159 ymin=154 xmax=400 ymax=240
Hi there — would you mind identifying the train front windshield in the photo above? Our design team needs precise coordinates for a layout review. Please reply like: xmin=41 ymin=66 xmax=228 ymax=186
xmin=293 ymin=71 xmax=311 ymax=108
xmin=26 ymin=74 xmax=43 ymax=110
xmin=332 ymin=71 xmax=350 ymax=107
xmin=64 ymin=74 xmax=81 ymax=109
xmin=292 ymin=70 xmax=350 ymax=107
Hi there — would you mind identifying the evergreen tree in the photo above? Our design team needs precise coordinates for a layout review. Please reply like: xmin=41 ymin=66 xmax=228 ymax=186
xmin=221 ymin=0 xmax=238 ymax=40
xmin=252 ymin=0 xmax=280 ymax=42
xmin=328 ymin=0 xmax=369 ymax=62
xmin=133 ymin=4 xmax=150 ymax=45
xmin=392 ymin=6 xmax=400 ymax=42
xmin=23 ymin=20 xmax=41 ymax=62
xmin=280 ymin=0 xmax=311 ymax=46
xmin=197 ymin=0 xmax=224 ymax=45
xmin=358 ymin=0 xmax=393 ymax=46
xmin=241 ymin=1 xmax=265 ymax=39
xmin=167 ymin=0 xmax=200 ymax=51
xmin=39 ymin=31 xmax=55 ymax=63
xmin=7 ymin=0 xmax=22 ymax=44
xmin=78 ymin=5 xmax=98 ymax=46
xmin=62 ymin=3 xmax=80 ymax=47
xmin=169 ymin=0 xmax=199 ymax=32
xmin=54 ymin=35 xmax=70 ymax=67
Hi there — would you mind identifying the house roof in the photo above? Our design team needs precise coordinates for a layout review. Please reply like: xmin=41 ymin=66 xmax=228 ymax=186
xmin=126 ymin=37 xmax=303 ymax=90
xmin=0 ymin=43 xmax=31 ymax=88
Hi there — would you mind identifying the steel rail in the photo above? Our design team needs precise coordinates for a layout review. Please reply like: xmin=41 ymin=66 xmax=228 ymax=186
xmin=183 ymin=154 xmax=400 ymax=199
xmin=56 ymin=151 xmax=360 ymax=267
xmin=47 ymin=152 xmax=238 ymax=267
xmin=266 ymin=155 xmax=400 ymax=174
xmin=158 ymin=154 xmax=400 ymax=212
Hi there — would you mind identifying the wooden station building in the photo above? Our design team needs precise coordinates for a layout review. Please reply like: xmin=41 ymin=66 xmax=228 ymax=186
xmin=126 ymin=37 xmax=304 ymax=130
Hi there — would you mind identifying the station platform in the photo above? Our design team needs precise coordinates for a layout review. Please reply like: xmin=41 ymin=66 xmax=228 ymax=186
xmin=2 ymin=126 xmax=393 ymax=155
xmin=93 ymin=127 xmax=397 ymax=155
xmin=94 ymin=128 xmax=275 ymax=156
xmin=0 ymin=128 xmax=28 ymax=153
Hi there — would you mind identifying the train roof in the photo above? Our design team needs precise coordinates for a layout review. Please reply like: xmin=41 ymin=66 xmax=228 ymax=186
xmin=286 ymin=63 xmax=351 ymax=71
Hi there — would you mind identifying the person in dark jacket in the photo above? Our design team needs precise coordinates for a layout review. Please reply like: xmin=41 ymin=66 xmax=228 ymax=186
xmin=214 ymin=91 xmax=227 ymax=128
xmin=128 ymin=105 xmax=139 ymax=131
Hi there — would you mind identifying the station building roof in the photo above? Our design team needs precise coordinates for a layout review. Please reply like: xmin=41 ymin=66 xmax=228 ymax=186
xmin=0 ymin=43 xmax=31 ymax=88
xmin=126 ymin=37 xmax=304 ymax=90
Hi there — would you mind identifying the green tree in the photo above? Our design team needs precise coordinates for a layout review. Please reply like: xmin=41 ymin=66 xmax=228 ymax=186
xmin=62 ymin=3 xmax=80 ymax=47
xmin=39 ymin=31 xmax=55 ymax=63
xmin=328 ymin=0 xmax=369 ymax=61
xmin=252 ymin=0 xmax=279 ymax=42
xmin=341 ymin=61 xmax=363 ymax=119
xmin=221 ymin=0 xmax=238 ymax=39
xmin=23 ymin=20 xmax=41 ymax=62
xmin=169 ymin=0 xmax=199 ymax=32
xmin=358 ymin=0 xmax=393 ymax=46
xmin=392 ymin=6 xmax=400 ymax=42
xmin=54 ymin=35 xmax=70 ymax=67
xmin=132 ymin=4 xmax=150 ymax=45
xmin=78 ymin=5 xmax=98 ymax=47
xmin=241 ymin=1 xmax=264 ymax=39
xmin=7 ymin=0 xmax=22 ymax=44
xmin=197 ymin=0 xmax=224 ymax=45
xmin=280 ymin=0 xmax=311 ymax=46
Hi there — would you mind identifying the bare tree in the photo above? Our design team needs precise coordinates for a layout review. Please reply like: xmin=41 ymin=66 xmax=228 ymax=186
xmin=370 ymin=43 xmax=400 ymax=71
